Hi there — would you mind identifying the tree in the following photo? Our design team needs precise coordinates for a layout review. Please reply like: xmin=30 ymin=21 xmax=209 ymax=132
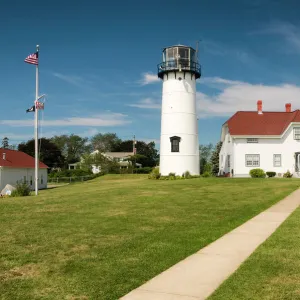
xmin=2 ymin=137 xmax=9 ymax=149
xmin=81 ymin=152 xmax=119 ymax=174
xmin=51 ymin=134 xmax=92 ymax=166
xmin=90 ymin=133 xmax=121 ymax=152
xmin=199 ymin=143 xmax=214 ymax=174
xmin=18 ymin=138 xmax=65 ymax=169
xmin=210 ymin=141 xmax=223 ymax=176
xmin=113 ymin=140 xmax=159 ymax=167
xmin=128 ymin=154 xmax=148 ymax=168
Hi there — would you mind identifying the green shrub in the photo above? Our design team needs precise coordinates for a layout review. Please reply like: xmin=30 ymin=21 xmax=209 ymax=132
xmin=134 ymin=167 xmax=153 ymax=174
xmin=202 ymin=171 xmax=211 ymax=178
xmin=266 ymin=171 xmax=276 ymax=178
xmin=191 ymin=175 xmax=201 ymax=178
xmin=283 ymin=170 xmax=293 ymax=178
xmin=203 ymin=163 xmax=212 ymax=174
xmin=168 ymin=173 xmax=176 ymax=180
xmin=49 ymin=169 xmax=93 ymax=178
xmin=184 ymin=171 xmax=191 ymax=179
xmin=148 ymin=167 xmax=161 ymax=179
xmin=11 ymin=181 xmax=31 ymax=197
xmin=249 ymin=168 xmax=266 ymax=178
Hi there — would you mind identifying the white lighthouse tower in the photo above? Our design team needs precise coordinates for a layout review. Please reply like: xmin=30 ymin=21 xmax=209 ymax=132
xmin=158 ymin=45 xmax=201 ymax=176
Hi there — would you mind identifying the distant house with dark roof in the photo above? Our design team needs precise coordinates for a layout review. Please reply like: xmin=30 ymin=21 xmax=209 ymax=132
xmin=219 ymin=100 xmax=300 ymax=177
xmin=0 ymin=148 xmax=48 ymax=191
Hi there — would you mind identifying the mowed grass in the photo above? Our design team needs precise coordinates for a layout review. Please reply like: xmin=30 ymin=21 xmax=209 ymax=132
xmin=0 ymin=175 xmax=299 ymax=300
xmin=209 ymin=198 xmax=300 ymax=300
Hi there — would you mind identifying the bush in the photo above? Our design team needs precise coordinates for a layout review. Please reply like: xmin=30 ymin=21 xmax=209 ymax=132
xmin=168 ymin=173 xmax=176 ymax=180
xmin=134 ymin=167 xmax=153 ymax=174
xmin=148 ymin=167 xmax=161 ymax=179
xmin=184 ymin=171 xmax=192 ymax=179
xmin=249 ymin=168 xmax=266 ymax=178
xmin=202 ymin=171 xmax=211 ymax=178
xmin=49 ymin=169 xmax=92 ymax=178
xmin=11 ymin=181 xmax=31 ymax=197
xmin=266 ymin=171 xmax=276 ymax=178
xmin=283 ymin=170 xmax=293 ymax=178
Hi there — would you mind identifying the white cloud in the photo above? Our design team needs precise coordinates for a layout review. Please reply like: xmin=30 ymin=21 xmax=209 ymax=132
xmin=198 ymin=77 xmax=300 ymax=118
xmin=52 ymin=73 xmax=87 ymax=87
xmin=0 ymin=113 xmax=131 ymax=127
xmin=139 ymin=72 xmax=160 ymax=85
xmin=201 ymin=40 xmax=256 ymax=65
xmin=251 ymin=21 xmax=300 ymax=53
xmin=128 ymin=98 xmax=161 ymax=109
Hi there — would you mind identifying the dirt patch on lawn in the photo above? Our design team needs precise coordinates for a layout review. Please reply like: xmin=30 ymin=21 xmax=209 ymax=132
xmin=66 ymin=295 xmax=89 ymax=300
xmin=0 ymin=263 xmax=40 ymax=281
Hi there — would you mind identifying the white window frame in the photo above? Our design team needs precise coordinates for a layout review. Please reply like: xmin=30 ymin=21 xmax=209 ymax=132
xmin=247 ymin=138 xmax=258 ymax=143
xmin=245 ymin=154 xmax=260 ymax=167
xmin=273 ymin=154 xmax=281 ymax=167
xmin=294 ymin=128 xmax=300 ymax=140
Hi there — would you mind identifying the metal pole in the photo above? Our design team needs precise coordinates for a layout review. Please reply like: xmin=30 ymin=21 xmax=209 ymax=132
xmin=35 ymin=45 xmax=39 ymax=196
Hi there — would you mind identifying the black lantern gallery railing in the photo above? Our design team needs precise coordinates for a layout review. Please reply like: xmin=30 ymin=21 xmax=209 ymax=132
xmin=157 ymin=60 xmax=201 ymax=79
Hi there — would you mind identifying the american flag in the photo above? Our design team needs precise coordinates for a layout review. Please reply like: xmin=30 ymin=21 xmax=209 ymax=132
xmin=24 ymin=52 xmax=39 ymax=65
xmin=35 ymin=101 xmax=44 ymax=110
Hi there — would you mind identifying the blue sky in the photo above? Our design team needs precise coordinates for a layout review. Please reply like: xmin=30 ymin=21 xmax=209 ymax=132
xmin=1 ymin=0 xmax=300 ymax=148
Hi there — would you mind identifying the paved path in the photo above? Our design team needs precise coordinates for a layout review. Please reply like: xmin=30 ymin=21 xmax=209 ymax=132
xmin=121 ymin=189 xmax=300 ymax=300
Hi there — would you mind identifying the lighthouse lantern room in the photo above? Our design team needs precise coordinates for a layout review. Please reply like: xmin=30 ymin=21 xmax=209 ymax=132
xmin=158 ymin=45 xmax=201 ymax=176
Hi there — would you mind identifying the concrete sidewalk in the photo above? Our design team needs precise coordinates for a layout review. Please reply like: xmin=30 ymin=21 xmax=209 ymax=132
xmin=121 ymin=189 xmax=300 ymax=300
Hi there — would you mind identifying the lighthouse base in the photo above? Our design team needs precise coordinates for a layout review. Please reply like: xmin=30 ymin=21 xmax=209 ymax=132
xmin=159 ymin=155 xmax=199 ymax=176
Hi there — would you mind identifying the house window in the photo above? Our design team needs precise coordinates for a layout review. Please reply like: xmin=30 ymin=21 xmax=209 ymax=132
xmin=41 ymin=174 xmax=44 ymax=184
xmin=294 ymin=128 xmax=300 ymax=140
xmin=30 ymin=176 xmax=33 ymax=185
xmin=247 ymin=138 xmax=258 ymax=143
xmin=274 ymin=154 xmax=281 ymax=167
xmin=245 ymin=154 xmax=260 ymax=167
xmin=170 ymin=136 xmax=181 ymax=152
xmin=227 ymin=155 xmax=230 ymax=168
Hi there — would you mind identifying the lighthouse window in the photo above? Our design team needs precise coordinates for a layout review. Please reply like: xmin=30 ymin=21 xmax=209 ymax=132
xmin=170 ymin=136 xmax=181 ymax=152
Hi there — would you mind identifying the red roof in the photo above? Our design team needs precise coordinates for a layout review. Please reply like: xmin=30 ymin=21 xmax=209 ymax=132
xmin=0 ymin=148 xmax=48 ymax=168
xmin=226 ymin=110 xmax=300 ymax=136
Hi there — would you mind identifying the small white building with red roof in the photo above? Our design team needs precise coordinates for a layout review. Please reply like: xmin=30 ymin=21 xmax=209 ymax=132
xmin=0 ymin=148 xmax=48 ymax=191
xmin=219 ymin=100 xmax=300 ymax=177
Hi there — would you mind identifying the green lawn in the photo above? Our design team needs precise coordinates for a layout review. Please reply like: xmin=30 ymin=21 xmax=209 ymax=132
xmin=0 ymin=175 xmax=299 ymax=300
xmin=209 ymin=196 xmax=300 ymax=300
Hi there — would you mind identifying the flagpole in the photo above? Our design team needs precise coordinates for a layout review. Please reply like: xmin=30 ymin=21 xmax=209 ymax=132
xmin=35 ymin=45 xmax=39 ymax=196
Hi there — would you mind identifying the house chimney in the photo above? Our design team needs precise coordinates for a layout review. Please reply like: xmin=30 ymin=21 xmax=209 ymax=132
xmin=257 ymin=100 xmax=263 ymax=114
xmin=285 ymin=103 xmax=291 ymax=112
xmin=2 ymin=153 xmax=6 ymax=160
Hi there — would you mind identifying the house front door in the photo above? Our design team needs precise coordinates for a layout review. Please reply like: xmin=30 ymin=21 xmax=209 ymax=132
xmin=295 ymin=152 xmax=300 ymax=172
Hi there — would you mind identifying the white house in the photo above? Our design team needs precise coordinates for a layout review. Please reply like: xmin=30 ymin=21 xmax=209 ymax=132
xmin=0 ymin=148 xmax=48 ymax=191
xmin=68 ymin=151 xmax=142 ymax=174
xmin=219 ymin=101 xmax=300 ymax=177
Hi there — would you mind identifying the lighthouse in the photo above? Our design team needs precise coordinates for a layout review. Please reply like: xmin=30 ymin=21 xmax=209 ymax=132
xmin=158 ymin=45 xmax=201 ymax=176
